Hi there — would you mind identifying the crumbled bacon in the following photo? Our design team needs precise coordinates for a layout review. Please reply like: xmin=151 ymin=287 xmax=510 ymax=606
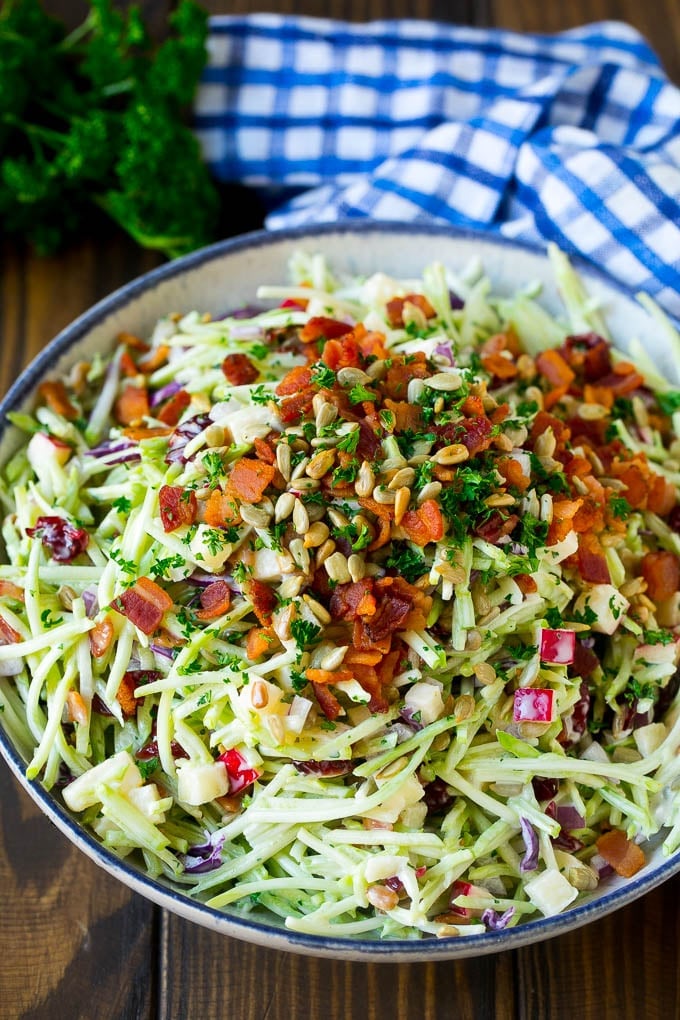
xmin=222 ymin=352 xmax=259 ymax=386
xmin=246 ymin=579 xmax=277 ymax=626
xmin=159 ymin=485 xmax=197 ymax=533
xmin=112 ymin=577 xmax=173 ymax=635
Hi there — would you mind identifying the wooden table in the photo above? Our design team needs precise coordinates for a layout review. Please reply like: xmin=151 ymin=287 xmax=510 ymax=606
xmin=2 ymin=2 xmax=679 ymax=1017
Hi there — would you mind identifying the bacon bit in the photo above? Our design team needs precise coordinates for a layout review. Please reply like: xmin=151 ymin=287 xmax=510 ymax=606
xmin=89 ymin=616 xmax=114 ymax=658
xmin=38 ymin=380 xmax=79 ymax=420
xmin=246 ymin=626 xmax=276 ymax=660
xmin=0 ymin=581 xmax=24 ymax=601
xmin=157 ymin=389 xmax=191 ymax=426
xmin=641 ymin=551 xmax=680 ymax=601
xmin=595 ymin=368 xmax=645 ymax=396
xmin=159 ymin=485 xmax=198 ymax=533
xmin=321 ymin=334 xmax=361 ymax=370
xmin=114 ymin=384 xmax=150 ymax=426
xmin=596 ymin=829 xmax=645 ymax=878
xmin=122 ymin=425 xmax=172 ymax=441
xmin=647 ymin=473 xmax=677 ymax=515
xmin=572 ymin=498 xmax=605 ymax=534
xmin=474 ymin=511 xmax=518 ymax=544
xmin=279 ymin=388 xmax=316 ymax=424
xmin=120 ymin=351 xmax=139 ymax=377
xmin=66 ymin=690 xmax=88 ymax=726
xmin=116 ymin=673 xmax=141 ymax=718
xmin=577 ymin=533 xmax=611 ymax=584
xmin=300 ymin=316 xmax=353 ymax=344
xmin=329 ymin=580 xmax=377 ymax=621
xmin=582 ymin=383 xmax=615 ymax=410
xmin=530 ymin=412 xmax=571 ymax=449
xmin=460 ymin=394 xmax=485 ymax=417
xmin=515 ymin=574 xmax=538 ymax=594
xmin=362 ymin=596 xmax=411 ymax=645
xmin=481 ymin=352 xmax=517 ymax=381
xmin=563 ymin=333 xmax=612 ymax=381
xmin=0 ymin=614 xmax=21 ymax=645
xmin=400 ymin=499 xmax=444 ymax=547
xmin=547 ymin=498 xmax=584 ymax=544
xmin=353 ymin=618 xmax=392 ymax=656
xmin=344 ymin=648 xmax=383 ymax=667
xmin=117 ymin=331 xmax=149 ymax=352
xmin=253 ymin=436 xmax=276 ymax=464
xmin=222 ymin=352 xmax=259 ymax=385
xmin=383 ymin=353 xmax=429 ymax=400
xmin=385 ymin=293 xmax=435 ymax=328
xmin=305 ymin=667 xmax=354 ymax=685
xmin=204 ymin=489 xmax=241 ymax=528
xmin=456 ymin=415 xmax=493 ymax=456
xmin=312 ymin=682 xmax=342 ymax=720
xmin=196 ymin=580 xmax=232 ymax=620
xmin=536 ymin=349 xmax=576 ymax=389
xmin=152 ymin=627 xmax=185 ymax=649
xmin=351 ymin=663 xmax=390 ymax=712
xmin=229 ymin=458 xmax=276 ymax=503
xmin=357 ymin=498 xmax=393 ymax=551
xmin=276 ymin=365 xmax=313 ymax=396
xmin=355 ymin=325 xmax=389 ymax=361
xmin=246 ymin=579 xmax=277 ymax=626
xmin=112 ymin=577 xmax=173 ymax=635
xmin=497 ymin=456 xmax=530 ymax=492
xmin=138 ymin=345 xmax=170 ymax=373
xmin=382 ymin=398 xmax=423 ymax=433
xmin=613 ymin=462 xmax=648 ymax=509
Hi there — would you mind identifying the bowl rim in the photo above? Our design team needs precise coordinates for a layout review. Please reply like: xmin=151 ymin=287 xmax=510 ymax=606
xmin=1 ymin=219 xmax=679 ymax=961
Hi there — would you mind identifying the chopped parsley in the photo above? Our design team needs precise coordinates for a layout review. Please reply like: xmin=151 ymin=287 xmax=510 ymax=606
xmin=332 ymin=460 xmax=359 ymax=485
xmin=518 ymin=514 xmax=548 ymax=556
xmin=610 ymin=495 xmax=632 ymax=519
xmin=385 ymin=543 xmax=428 ymax=584
xmin=111 ymin=496 xmax=132 ymax=514
xmin=623 ymin=678 xmax=656 ymax=705
xmin=348 ymin=383 xmax=376 ymax=405
xmin=290 ymin=619 xmax=322 ymax=650
xmin=202 ymin=450 xmax=226 ymax=489
xmin=250 ymin=384 xmax=277 ymax=406
xmin=310 ymin=363 xmax=336 ymax=389
xmin=643 ymin=629 xmax=674 ymax=645
xmin=656 ymin=391 xmax=680 ymax=417
xmin=40 ymin=609 xmax=63 ymax=629
xmin=137 ymin=757 xmax=159 ymax=781
xmin=336 ymin=428 xmax=361 ymax=454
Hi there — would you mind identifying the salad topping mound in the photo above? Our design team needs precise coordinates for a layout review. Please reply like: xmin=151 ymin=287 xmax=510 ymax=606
xmin=2 ymin=245 xmax=680 ymax=939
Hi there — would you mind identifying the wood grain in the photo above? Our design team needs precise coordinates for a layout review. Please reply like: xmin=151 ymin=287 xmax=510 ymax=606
xmin=0 ymin=2 xmax=678 ymax=1019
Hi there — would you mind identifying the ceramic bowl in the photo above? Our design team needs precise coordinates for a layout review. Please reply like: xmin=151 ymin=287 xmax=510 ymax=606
xmin=1 ymin=222 xmax=679 ymax=961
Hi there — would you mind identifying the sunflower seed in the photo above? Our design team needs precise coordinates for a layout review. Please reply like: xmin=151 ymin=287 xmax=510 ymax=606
xmin=315 ymin=401 xmax=338 ymax=431
xmin=303 ymin=521 xmax=330 ymax=548
xmin=302 ymin=594 xmax=332 ymax=626
xmin=387 ymin=467 xmax=416 ymax=490
xmin=355 ymin=461 xmax=376 ymax=498
xmin=318 ymin=644 xmax=349 ymax=671
xmin=373 ymin=485 xmax=396 ymax=505
xmin=337 ymin=366 xmax=372 ymax=387
xmin=315 ymin=539 xmax=337 ymax=568
xmin=291 ymin=455 xmax=310 ymax=480
xmin=432 ymin=444 xmax=469 ymax=466
xmin=327 ymin=507 xmax=350 ymax=529
xmin=240 ymin=502 xmax=272 ymax=528
xmin=276 ymin=444 xmax=292 ymax=481
xmin=394 ymin=486 xmax=411 ymax=525
xmin=306 ymin=448 xmax=336 ymax=479
xmin=425 ymin=371 xmax=463 ymax=391
xmin=274 ymin=491 xmax=295 ymax=523
xmin=324 ymin=551 xmax=351 ymax=584
xmin=292 ymin=499 xmax=310 ymax=535
xmin=417 ymin=481 xmax=442 ymax=503
xmin=289 ymin=538 xmax=311 ymax=573
xmin=251 ymin=680 xmax=269 ymax=709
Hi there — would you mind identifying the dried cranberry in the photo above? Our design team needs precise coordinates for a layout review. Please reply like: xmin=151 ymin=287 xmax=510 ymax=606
xmin=668 ymin=506 xmax=680 ymax=533
xmin=423 ymin=777 xmax=455 ymax=814
xmin=26 ymin=516 xmax=88 ymax=563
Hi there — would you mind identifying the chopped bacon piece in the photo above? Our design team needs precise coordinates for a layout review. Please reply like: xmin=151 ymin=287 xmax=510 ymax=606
xmin=362 ymin=596 xmax=411 ymax=644
xmin=246 ymin=579 xmax=277 ymax=626
xmin=157 ymin=389 xmax=191 ymax=426
xmin=382 ymin=399 xmax=423 ymax=433
xmin=400 ymin=499 xmax=444 ymax=547
xmin=330 ymin=580 xmax=377 ymax=621
xmin=120 ymin=351 xmax=139 ymax=377
xmin=253 ymin=436 xmax=276 ymax=464
xmin=353 ymin=618 xmax=392 ymax=656
xmin=344 ymin=648 xmax=383 ymax=667
xmin=116 ymin=672 xmax=143 ymax=717
xmin=647 ymin=473 xmax=677 ymax=515
xmin=38 ymin=380 xmax=78 ymax=420
xmin=196 ymin=580 xmax=232 ymax=620
xmin=481 ymin=352 xmax=517 ymax=381
xmin=114 ymin=384 xmax=150 ymax=426
xmin=305 ymin=667 xmax=354 ymax=685
xmin=641 ymin=551 xmax=680 ymax=601
xmin=530 ymin=412 xmax=571 ymax=449
xmin=204 ymin=489 xmax=240 ymax=528
xmin=112 ymin=577 xmax=173 ymax=635
xmin=497 ymin=457 xmax=530 ymax=492
xmin=229 ymin=458 xmax=276 ymax=503
xmin=300 ymin=316 xmax=353 ymax=344
xmin=276 ymin=365 xmax=313 ymax=396
xmin=159 ymin=485 xmax=197 ymax=533
xmin=475 ymin=511 xmax=518 ymax=544
xmin=89 ymin=617 xmax=114 ymax=658
xmin=321 ymin=334 xmax=361 ymax=370
xmin=222 ymin=353 xmax=259 ymax=386
xmin=117 ymin=331 xmax=149 ymax=352
xmin=66 ymin=690 xmax=88 ymax=726
xmin=246 ymin=626 xmax=277 ymax=660
xmin=385 ymin=293 xmax=436 ymax=328
xmin=614 ymin=462 xmax=648 ymax=510
xmin=595 ymin=369 xmax=645 ymax=396
xmin=279 ymin=388 xmax=316 ymax=424
xmin=138 ymin=345 xmax=170 ymax=373
xmin=382 ymin=353 xmax=429 ymax=400
xmin=535 ymin=350 xmax=576 ymax=389
xmin=312 ymin=682 xmax=342 ymax=721
xmin=357 ymin=498 xmax=393 ymax=551
xmin=515 ymin=574 xmax=537 ymax=594
xmin=547 ymin=499 xmax=583 ymax=545
xmin=596 ymin=829 xmax=645 ymax=878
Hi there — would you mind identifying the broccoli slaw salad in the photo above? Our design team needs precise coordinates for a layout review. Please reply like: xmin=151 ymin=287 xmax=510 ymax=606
xmin=2 ymin=243 xmax=680 ymax=941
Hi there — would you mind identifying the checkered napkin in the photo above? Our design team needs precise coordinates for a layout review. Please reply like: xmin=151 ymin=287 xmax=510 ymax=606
xmin=194 ymin=16 xmax=680 ymax=318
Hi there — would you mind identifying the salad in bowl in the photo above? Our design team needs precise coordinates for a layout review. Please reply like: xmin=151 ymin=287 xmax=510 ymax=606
xmin=1 ymin=233 xmax=680 ymax=946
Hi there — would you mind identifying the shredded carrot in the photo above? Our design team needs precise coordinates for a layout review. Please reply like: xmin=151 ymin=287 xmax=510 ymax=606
xmin=0 ymin=580 xmax=24 ymax=601
xmin=120 ymin=351 xmax=139 ymax=377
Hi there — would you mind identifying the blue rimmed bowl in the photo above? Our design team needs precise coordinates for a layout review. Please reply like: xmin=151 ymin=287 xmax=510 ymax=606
xmin=1 ymin=222 xmax=679 ymax=961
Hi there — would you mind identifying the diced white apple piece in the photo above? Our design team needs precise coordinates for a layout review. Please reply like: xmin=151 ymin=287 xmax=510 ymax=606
xmin=404 ymin=681 xmax=444 ymax=726
xmin=190 ymin=522 xmax=232 ymax=573
xmin=63 ymin=750 xmax=142 ymax=812
xmin=524 ymin=869 xmax=578 ymax=916
xmin=177 ymin=761 xmax=229 ymax=806
xmin=127 ymin=783 xmax=173 ymax=824
xmin=573 ymin=585 xmax=629 ymax=635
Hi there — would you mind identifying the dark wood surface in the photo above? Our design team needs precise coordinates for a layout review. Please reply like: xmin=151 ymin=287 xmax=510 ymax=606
xmin=2 ymin=2 xmax=679 ymax=1018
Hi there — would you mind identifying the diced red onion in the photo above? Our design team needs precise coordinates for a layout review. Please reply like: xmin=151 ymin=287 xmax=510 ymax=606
xmin=590 ymin=852 xmax=614 ymax=879
xmin=292 ymin=760 xmax=352 ymax=777
xmin=448 ymin=290 xmax=465 ymax=310
xmin=82 ymin=588 xmax=99 ymax=618
xmin=165 ymin=413 xmax=212 ymax=465
xmin=519 ymin=817 xmax=539 ymax=872
xmin=149 ymin=643 xmax=176 ymax=661
xmin=399 ymin=705 xmax=424 ymax=731
xmin=433 ymin=341 xmax=455 ymax=365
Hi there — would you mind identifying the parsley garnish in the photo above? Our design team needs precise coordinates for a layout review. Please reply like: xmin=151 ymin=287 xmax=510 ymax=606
xmin=385 ymin=543 xmax=427 ymax=584
xmin=519 ymin=514 xmax=548 ymax=556
xmin=40 ymin=608 xmax=63 ymax=629
xmin=290 ymin=619 xmax=322 ymax=649
xmin=137 ymin=757 xmax=159 ymax=781
xmin=544 ymin=607 xmax=563 ymax=628
xmin=643 ymin=629 xmax=674 ymax=645
xmin=250 ymin=385 xmax=277 ymax=406
xmin=336 ymin=428 xmax=360 ymax=454
xmin=332 ymin=460 xmax=359 ymax=485
xmin=348 ymin=383 xmax=376 ymax=405
xmin=610 ymin=496 xmax=632 ymax=519
xmin=623 ymin=678 xmax=656 ymax=705
xmin=111 ymin=496 xmax=132 ymax=514
xmin=202 ymin=450 xmax=225 ymax=489
xmin=310 ymin=363 xmax=336 ymax=389
xmin=150 ymin=553 xmax=186 ymax=579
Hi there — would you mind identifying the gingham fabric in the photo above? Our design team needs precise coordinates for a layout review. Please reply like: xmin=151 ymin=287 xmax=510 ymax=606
xmin=194 ymin=15 xmax=680 ymax=318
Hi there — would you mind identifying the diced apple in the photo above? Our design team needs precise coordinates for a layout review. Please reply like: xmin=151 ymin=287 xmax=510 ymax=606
xmin=572 ymin=585 xmax=629 ymax=635
xmin=63 ymin=750 xmax=142 ymax=812
xmin=524 ymin=868 xmax=578 ymax=916
xmin=177 ymin=761 xmax=229 ymax=806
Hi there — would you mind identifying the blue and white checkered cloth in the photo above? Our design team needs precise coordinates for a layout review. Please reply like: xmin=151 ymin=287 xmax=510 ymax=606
xmin=194 ymin=16 xmax=680 ymax=318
